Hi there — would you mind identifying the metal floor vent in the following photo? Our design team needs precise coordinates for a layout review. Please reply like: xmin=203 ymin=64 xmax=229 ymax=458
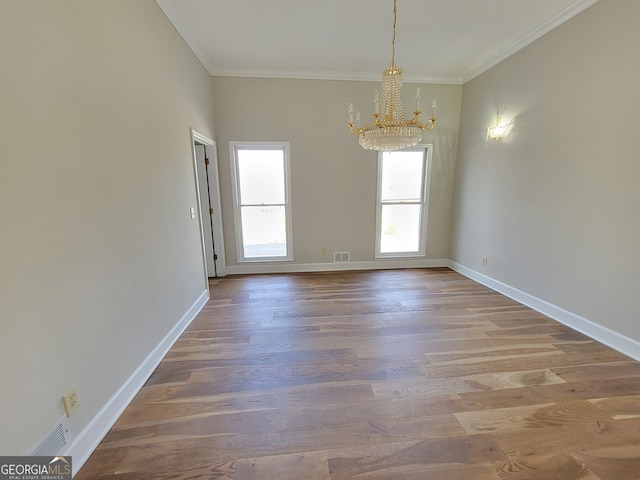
xmin=334 ymin=252 xmax=350 ymax=263
xmin=26 ymin=414 xmax=71 ymax=456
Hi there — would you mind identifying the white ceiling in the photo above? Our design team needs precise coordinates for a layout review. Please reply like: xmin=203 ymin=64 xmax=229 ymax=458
xmin=156 ymin=0 xmax=599 ymax=84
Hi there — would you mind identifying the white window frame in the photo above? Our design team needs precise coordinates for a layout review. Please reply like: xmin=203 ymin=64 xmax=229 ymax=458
xmin=229 ymin=141 xmax=293 ymax=262
xmin=375 ymin=145 xmax=432 ymax=258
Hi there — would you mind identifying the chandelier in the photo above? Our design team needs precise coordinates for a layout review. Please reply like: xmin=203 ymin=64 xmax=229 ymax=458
xmin=348 ymin=0 xmax=436 ymax=151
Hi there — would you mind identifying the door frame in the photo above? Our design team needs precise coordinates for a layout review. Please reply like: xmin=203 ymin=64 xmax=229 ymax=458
xmin=191 ymin=128 xmax=227 ymax=277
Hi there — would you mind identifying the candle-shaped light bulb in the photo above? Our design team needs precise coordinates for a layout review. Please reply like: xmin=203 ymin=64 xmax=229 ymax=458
xmin=374 ymin=91 xmax=380 ymax=114
xmin=416 ymin=88 xmax=421 ymax=112
xmin=432 ymin=98 xmax=437 ymax=118
xmin=355 ymin=112 xmax=361 ymax=128
xmin=348 ymin=103 xmax=354 ymax=124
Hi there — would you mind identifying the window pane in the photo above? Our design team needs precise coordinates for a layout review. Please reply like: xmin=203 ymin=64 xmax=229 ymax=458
xmin=380 ymin=204 xmax=421 ymax=253
xmin=237 ymin=149 xmax=285 ymax=204
xmin=381 ymin=151 xmax=424 ymax=201
xmin=241 ymin=205 xmax=287 ymax=257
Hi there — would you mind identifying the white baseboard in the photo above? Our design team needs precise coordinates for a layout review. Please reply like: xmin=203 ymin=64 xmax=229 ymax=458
xmin=67 ymin=289 xmax=210 ymax=477
xmin=448 ymin=261 xmax=640 ymax=362
xmin=64 ymin=261 xmax=640 ymax=477
xmin=226 ymin=258 xmax=449 ymax=275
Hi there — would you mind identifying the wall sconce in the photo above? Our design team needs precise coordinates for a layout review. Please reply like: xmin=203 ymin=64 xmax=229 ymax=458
xmin=487 ymin=114 xmax=510 ymax=141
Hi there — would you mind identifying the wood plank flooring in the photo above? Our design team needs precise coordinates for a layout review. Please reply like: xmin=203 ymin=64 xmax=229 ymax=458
xmin=75 ymin=268 xmax=640 ymax=479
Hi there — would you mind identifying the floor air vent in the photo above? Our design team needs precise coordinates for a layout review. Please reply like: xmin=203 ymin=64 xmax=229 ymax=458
xmin=334 ymin=252 xmax=350 ymax=263
xmin=26 ymin=414 xmax=71 ymax=456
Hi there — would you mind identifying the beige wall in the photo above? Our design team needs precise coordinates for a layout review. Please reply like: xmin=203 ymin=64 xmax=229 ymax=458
xmin=6 ymin=0 xmax=636 ymax=461
xmin=212 ymin=77 xmax=462 ymax=268
xmin=0 ymin=1 xmax=215 ymax=453
xmin=451 ymin=0 xmax=640 ymax=341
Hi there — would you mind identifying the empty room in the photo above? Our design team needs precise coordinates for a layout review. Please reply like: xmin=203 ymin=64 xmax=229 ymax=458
xmin=1 ymin=1 xmax=639 ymax=479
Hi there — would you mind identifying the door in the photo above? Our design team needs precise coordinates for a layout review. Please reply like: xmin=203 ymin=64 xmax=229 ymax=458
xmin=195 ymin=144 xmax=217 ymax=276
xmin=192 ymin=131 xmax=226 ymax=277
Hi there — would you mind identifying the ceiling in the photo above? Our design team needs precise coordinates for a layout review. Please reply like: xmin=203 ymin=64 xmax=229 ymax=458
xmin=155 ymin=0 xmax=599 ymax=84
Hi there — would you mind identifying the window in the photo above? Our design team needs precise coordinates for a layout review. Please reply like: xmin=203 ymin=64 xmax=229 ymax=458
xmin=230 ymin=142 xmax=293 ymax=261
xmin=376 ymin=146 xmax=431 ymax=257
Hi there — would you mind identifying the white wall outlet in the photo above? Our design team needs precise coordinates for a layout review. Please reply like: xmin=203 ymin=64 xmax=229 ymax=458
xmin=482 ymin=257 xmax=488 ymax=266
xmin=62 ymin=387 xmax=79 ymax=417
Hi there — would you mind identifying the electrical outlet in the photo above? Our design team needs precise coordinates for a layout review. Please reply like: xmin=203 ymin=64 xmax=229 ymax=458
xmin=482 ymin=257 xmax=488 ymax=266
xmin=320 ymin=247 xmax=327 ymax=255
xmin=62 ymin=387 xmax=79 ymax=417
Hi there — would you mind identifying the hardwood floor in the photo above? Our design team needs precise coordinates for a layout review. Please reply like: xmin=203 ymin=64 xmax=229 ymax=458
xmin=76 ymin=268 xmax=640 ymax=479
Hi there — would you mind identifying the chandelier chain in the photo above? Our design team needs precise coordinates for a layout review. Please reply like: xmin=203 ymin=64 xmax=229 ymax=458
xmin=391 ymin=0 xmax=397 ymax=67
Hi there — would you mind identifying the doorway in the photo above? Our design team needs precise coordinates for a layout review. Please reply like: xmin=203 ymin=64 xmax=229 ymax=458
xmin=191 ymin=130 xmax=226 ymax=277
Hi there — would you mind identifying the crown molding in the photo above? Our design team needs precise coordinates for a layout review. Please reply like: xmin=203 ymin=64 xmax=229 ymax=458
xmin=155 ymin=0 xmax=218 ymax=75
xmin=158 ymin=0 xmax=598 ymax=86
xmin=463 ymin=0 xmax=600 ymax=83
xmin=209 ymin=69 xmax=463 ymax=85
xmin=155 ymin=1 xmax=461 ymax=85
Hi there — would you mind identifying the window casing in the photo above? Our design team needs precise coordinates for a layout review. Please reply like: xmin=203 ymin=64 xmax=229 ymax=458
xmin=230 ymin=142 xmax=293 ymax=262
xmin=375 ymin=145 xmax=431 ymax=258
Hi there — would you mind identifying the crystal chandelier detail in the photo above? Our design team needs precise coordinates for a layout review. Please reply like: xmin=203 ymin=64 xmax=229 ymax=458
xmin=348 ymin=0 xmax=437 ymax=151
